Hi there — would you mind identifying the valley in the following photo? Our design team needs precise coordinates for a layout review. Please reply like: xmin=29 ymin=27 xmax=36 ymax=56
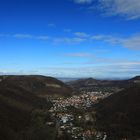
xmin=0 ymin=75 xmax=140 ymax=140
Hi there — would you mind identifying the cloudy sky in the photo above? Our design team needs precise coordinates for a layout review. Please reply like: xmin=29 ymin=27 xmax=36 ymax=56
xmin=0 ymin=0 xmax=140 ymax=78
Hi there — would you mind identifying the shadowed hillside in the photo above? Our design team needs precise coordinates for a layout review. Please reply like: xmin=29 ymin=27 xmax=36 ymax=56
xmin=94 ymin=84 xmax=140 ymax=139
xmin=0 ymin=75 xmax=73 ymax=140
xmin=0 ymin=75 xmax=72 ymax=97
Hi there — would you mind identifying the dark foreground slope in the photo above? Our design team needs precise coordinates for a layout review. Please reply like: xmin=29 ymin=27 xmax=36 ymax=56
xmin=94 ymin=84 xmax=140 ymax=139
xmin=0 ymin=75 xmax=72 ymax=140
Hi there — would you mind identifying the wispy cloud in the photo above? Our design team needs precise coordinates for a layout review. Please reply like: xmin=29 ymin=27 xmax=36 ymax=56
xmin=64 ymin=52 xmax=92 ymax=57
xmin=1 ymin=60 xmax=140 ymax=78
xmin=73 ymin=0 xmax=93 ymax=4
xmin=85 ymin=57 xmax=140 ymax=66
xmin=53 ymin=37 xmax=86 ymax=44
xmin=122 ymin=35 xmax=140 ymax=49
xmin=91 ymin=34 xmax=140 ymax=50
xmin=0 ymin=33 xmax=49 ymax=41
xmin=74 ymin=32 xmax=90 ymax=38
xmin=91 ymin=34 xmax=123 ymax=45
xmin=90 ymin=0 xmax=140 ymax=20
xmin=53 ymin=32 xmax=140 ymax=50
xmin=1 ymin=32 xmax=140 ymax=50
xmin=46 ymin=61 xmax=140 ymax=78
xmin=36 ymin=36 xmax=49 ymax=40
xmin=13 ymin=34 xmax=34 ymax=39
xmin=14 ymin=34 xmax=49 ymax=40
xmin=0 ymin=70 xmax=39 ymax=76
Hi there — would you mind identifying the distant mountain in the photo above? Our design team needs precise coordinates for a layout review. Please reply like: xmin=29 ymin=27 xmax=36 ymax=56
xmin=67 ymin=76 xmax=139 ymax=89
xmin=129 ymin=76 xmax=140 ymax=84
xmin=94 ymin=84 xmax=140 ymax=139
xmin=67 ymin=78 xmax=99 ymax=87
xmin=67 ymin=78 xmax=128 ymax=93
xmin=130 ymin=76 xmax=140 ymax=80
xmin=0 ymin=75 xmax=73 ymax=140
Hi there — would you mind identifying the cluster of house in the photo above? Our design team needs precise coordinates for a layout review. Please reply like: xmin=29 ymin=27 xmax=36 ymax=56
xmin=50 ymin=92 xmax=106 ymax=112
xmin=54 ymin=112 xmax=105 ymax=139
xmin=56 ymin=113 xmax=83 ymax=139
xmin=46 ymin=92 xmax=109 ymax=139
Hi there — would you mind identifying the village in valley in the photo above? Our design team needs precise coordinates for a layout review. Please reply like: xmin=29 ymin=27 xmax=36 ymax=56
xmin=46 ymin=91 xmax=111 ymax=140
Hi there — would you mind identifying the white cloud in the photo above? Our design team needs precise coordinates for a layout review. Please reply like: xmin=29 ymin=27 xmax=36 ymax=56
xmin=1 ymin=32 xmax=140 ymax=50
xmin=99 ymin=0 xmax=140 ymax=20
xmin=64 ymin=53 xmax=92 ymax=57
xmin=1 ymin=60 xmax=140 ymax=78
xmin=36 ymin=36 xmax=49 ymax=40
xmin=91 ymin=35 xmax=122 ymax=44
xmin=86 ymin=57 xmax=140 ymax=66
xmin=13 ymin=34 xmax=34 ymax=39
xmin=91 ymin=34 xmax=140 ymax=50
xmin=122 ymin=35 xmax=140 ymax=49
xmin=74 ymin=0 xmax=93 ymax=4
xmin=74 ymin=32 xmax=90 ymax=38
xmin=12 ymin=34 xmax=49 ymax=40
xmin=45 ymin=61 xmax=140 ymax=78
xmin=53 ymin=37 xmax=86 ymax=44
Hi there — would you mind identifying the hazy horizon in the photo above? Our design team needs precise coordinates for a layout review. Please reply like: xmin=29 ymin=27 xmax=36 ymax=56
xmin=0 ymin=73 xmax=138 ymax=81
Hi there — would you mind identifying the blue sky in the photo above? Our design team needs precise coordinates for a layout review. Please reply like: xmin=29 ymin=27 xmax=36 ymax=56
xmin=0 ymin=0 xmax=140 ymax=78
